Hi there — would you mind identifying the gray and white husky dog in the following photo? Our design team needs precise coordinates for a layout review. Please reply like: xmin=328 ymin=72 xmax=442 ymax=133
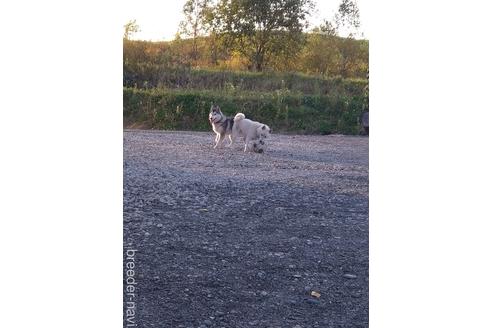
xmin=208 ymin=104 xmax=234 ymax=148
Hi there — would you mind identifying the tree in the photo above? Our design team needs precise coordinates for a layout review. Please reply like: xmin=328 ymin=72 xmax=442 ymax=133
xmin=336 ymin=37 xmax=361 ymax=77
xmin=200 ymin=2 xmax=223 ymax=66
xmin=215 ymin=0 xmax=313 ymax=71
xmin=300 ymin=32 xmax=340 ymax=76
xmin=300 ymin=13 xmax=368 ymax=78
xmin=179 ymin=0 xmax=212 ymax=63
xmin=334 ymin=0 xmax=360 ymax=38
xmin=317 ymin=20 xmax=337 ymax=36
xmin=123 ymin=19 xmax=140 ymax=40
xmin=298 ymin=20 xmax=339 ymax=75
xmin=331 ymin=0 xmax=364 ymax=77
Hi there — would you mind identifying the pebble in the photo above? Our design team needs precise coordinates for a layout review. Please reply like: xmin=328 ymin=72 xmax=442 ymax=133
xmin=306 ymin=298 xmax=320 ymax=305
xmin=260 ymin=291 xmax=268 ymax=296
xmin=203 ymin=319 xmax=212 ymax=326
xmin=343 ymin=273 xmax=357 ymax=279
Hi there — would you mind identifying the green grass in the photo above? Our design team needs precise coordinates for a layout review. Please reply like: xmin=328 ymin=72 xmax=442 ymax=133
xmin=124 ymin=65 xmax=367 ymax=96
xmin=124 ymin=87 xmax=366 ymax=135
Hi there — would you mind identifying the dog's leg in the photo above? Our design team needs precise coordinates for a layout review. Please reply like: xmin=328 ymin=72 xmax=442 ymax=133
xmin=244 ymin=136 xmax=252 ymax=152
xmin=225 ymin=134 xmax=233 ymax=147
xmin=220 ymin=134 xmax=228 ymax=147
xmin=213 ymin=133 xmax=220 ymax=148
xmin=215 ymin=133 xmax=225 ymax=149
xmin=230 ymin=128 xmax=239 ymax=148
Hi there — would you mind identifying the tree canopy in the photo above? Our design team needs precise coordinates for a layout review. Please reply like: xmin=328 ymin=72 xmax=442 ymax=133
xmin=125 ymin=0 xmax=368 ymax=77
xmin=123 ymin=19 xmax=140 ymax=40
xmin=213 ymin=0 xmax=313 ymax=71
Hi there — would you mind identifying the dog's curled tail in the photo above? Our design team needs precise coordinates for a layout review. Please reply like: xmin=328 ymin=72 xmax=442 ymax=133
xmin=234 ymin=113 xmax=245 ymax=122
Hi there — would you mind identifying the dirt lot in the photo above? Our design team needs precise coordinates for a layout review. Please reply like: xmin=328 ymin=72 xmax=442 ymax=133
xmin=124 ymin=130 xmax=368 ymax=328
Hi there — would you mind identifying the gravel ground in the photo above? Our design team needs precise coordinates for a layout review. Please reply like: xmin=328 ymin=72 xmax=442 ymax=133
xmin=124 ymin=130 xmax=368 ymax=328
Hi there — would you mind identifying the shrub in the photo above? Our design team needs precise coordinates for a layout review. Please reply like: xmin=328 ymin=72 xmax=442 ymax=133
xmin=124 ymin=87 xmax=366 ymax=134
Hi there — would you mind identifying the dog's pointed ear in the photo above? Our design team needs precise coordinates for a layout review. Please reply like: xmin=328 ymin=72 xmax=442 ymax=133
xmin=210 ymin=103 xmax=220 ymax=112
xmin=262 ymin=125 xmax=266 ymax=130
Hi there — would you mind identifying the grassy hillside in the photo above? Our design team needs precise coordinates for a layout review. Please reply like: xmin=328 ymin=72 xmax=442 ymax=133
xmin=123 ymin=37 xmax=368 ymax=135
xmin=124 ymin=84 xmax=366 ymax=135
xmin=124 ymin=65 xmax=366 ymax=95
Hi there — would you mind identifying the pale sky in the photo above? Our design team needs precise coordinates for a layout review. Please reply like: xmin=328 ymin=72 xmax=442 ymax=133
xmin=122 ymin=0 xmax=369 ymax=41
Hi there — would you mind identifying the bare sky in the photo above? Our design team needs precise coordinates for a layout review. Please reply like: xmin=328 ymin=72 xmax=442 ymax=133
xmin=122 ymin=0 xmax=368 ymax=41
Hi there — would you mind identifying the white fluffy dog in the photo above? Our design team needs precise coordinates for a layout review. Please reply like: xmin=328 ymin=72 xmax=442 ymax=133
xmin=231 ymin=113 xmax=272 ymax=152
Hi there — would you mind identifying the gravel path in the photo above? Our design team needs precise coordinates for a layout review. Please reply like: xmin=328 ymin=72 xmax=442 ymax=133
xmin=124 ymin=130 xmax=368 ymax=328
